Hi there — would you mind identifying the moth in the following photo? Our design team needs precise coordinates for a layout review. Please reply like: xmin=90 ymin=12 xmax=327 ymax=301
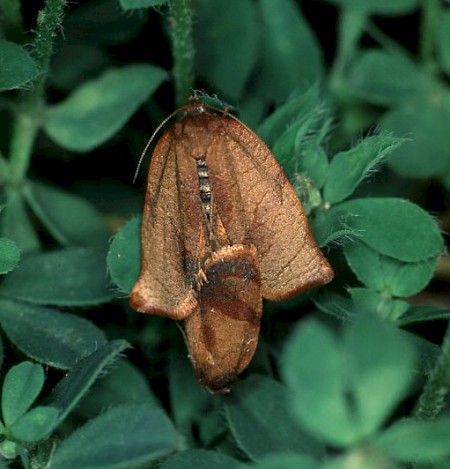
xmin=130 ymin=97 xmax=333 ymax=393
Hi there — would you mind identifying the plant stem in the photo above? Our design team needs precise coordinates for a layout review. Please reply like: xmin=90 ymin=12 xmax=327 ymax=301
xmin=169 ymin=0 xmax=195 ymax=107
xmin=414 ymin=321 xmax=450 ymax=420
xmin=329 ymin=7 xmax=367 ymax=99
xmin=8 ymin=112 xmax=39 ymax=186
xmin=9 ymin=0 xmax=66 ymax=186
xmin=419 ymin=0 xmax=439 ymax=75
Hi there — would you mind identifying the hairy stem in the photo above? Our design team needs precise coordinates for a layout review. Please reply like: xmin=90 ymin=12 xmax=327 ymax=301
xmin=9 ymin=0 xmax=66 ymax=185
xmin=169 ymin=0 xmax=195 ymax=107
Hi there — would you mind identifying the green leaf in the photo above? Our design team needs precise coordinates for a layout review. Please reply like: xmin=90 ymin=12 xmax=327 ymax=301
xmin=0 ymin=40 xmax=38 ymax=91
xmin=347 ymin=50 xmax=431 ymax=106
xmin=282 ymin=316 xmax=415 ymax=447
xmin=47 ymin=340 xmax=130 ymax=426
xmin=344 ymin=315 xmax=416 ymax=438
xmin=119 ymin=0 xmax=168 ymax=9
xmin=0 ymin=299 xmax=107 ymax=369
xmin=282 ymin=319 xmax=355 ymax=446
xmin=107 ymin=217 xmax=141 ymax=294
xmin=44 ymin=65 xmax=167 ymax=152
xmin=225 ymin=375 xmax=323 ymax=459
xmin=322 ymin=0 xmax=419 ymax=15
xmin=344 ymin=240 xmax=439 ymax=296
xmin=0 ymin=238 xmax=20 ymax=274
xmin=2 ymin=362 xmax=44 ymax=426
xmin=313 ymin=289 xmax=354 ymax=320
xmin=167 ymin=349 xmax=209 ymax=438
xmin=375 ymin=418 xmax=450 ymax=462
xmin=0 ymin=248 xmax=114 ymax=306
xmin=25 ymin=182 xmax=110 ymax=247
xmin=1 ymin=193 xmax=40 ymax=253
xmin=160 ymin=449 xmax=239 ymax=469
xmin=350 ymin=287 xmax=410 ymax=321
xmin=9 ymin=406 xmax=59 ymax=443
xmin=297 ymin=142 xmax=329 ymax=190
xmin=310 ymin=208 xmax=355 ymax=248
xmin=258 ymin=87 xmax=330 ymax=189
xmin=272 ymin=103 xmax=329 ymax=183
xmin=49 ymin=405 xmax=178 ymax=469
xmin=76 ymin=359 xmax=158 ymax=418
xmin=409 ymin=333 xmax=440 ymax=376
xmin=323 ymin=135 xmax=404 ymax=204
xmin=194 ymin=0 xmax=258 ymax=100
xmin=241 ymin=453 xmax=319 ymax=469
xmin=258 ymin=87 xmax=321 ymax=148
xmin=332 ymin=198 xmax=443 ymax=262
xmin=382 ymin=90 xmax=450 ymax=178
xmin=397 ymin=305 xmax=450 ymax=327
xmin=257 ymin=0 xmax=322 ymax=103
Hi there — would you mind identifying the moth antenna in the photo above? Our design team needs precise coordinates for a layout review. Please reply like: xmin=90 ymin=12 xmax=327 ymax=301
xmin=133 ymin=108 xmax=181 ymax=183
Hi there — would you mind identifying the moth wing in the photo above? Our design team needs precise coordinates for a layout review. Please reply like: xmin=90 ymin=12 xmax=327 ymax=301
xmin=208 ymin=117 xmax=333 ymax=301
xmin=130 ymin=133 xmax=196 ymax=319
xmin=183 ymin=244 xmax=262 ymax=393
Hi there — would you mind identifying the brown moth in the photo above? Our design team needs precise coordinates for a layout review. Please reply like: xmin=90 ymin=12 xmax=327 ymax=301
xmin=130 ymin=97 xmax=333 ymax=393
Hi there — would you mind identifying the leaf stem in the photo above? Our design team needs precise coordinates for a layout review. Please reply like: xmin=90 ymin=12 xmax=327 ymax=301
xmin=329 ymin=7 xmax=367 ymax=99
xmin=419 ymin=0 xmax=439 ymax=75
xmin=169 ymin=0 xmax=195 ymax=107
xmin=414 ymin=321 xmax=450 ymax=420
xmin=8 ymin=0 xmax=66 ymax=186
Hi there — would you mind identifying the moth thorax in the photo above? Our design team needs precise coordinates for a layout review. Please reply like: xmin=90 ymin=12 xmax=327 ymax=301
xmin=196 ymin=158 xmax=212 ymax=220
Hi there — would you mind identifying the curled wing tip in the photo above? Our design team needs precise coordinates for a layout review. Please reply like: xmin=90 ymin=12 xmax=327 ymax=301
xmin=129 ymin=285 xmax=197 ymax=320
xmin=317 ymin=261 xmax=334 ymax=285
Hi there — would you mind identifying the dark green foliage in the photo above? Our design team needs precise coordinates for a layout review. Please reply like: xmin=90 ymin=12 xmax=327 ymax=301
xmin=225 ymin=376 xmax=324 ymax=459
xmin=0 ymin=249 xmax=114 ymax=305
xmin=48 ymin=405 xmax=178 ymax=469
xmin=107 ymin=216 xmax=141 ymax=293
xmin=0 ymin=235 xmax=20 ymax=274
xmin=0 ymin=300 xmax=107 ymax=368
xmin=0 ymin=0 xmax=448 ymax=468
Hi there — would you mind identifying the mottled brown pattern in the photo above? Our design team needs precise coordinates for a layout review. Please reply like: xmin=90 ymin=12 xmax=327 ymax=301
xmin=184 ymin=245 xmax=262 ymax=393
xmin=130 ymin=99 xmax=333 ymax=392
